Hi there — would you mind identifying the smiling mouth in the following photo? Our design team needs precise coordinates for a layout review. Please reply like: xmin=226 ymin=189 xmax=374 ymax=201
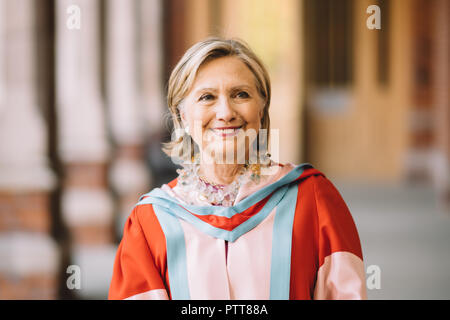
xmin=211 ymin=126 xmax=243 ymax=137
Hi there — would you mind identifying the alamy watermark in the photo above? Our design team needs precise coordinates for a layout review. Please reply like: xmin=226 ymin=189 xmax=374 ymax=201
xmin=66 ymin=5 xmax=81 ymax=30
xmin=366 ymin=264 xmax=381 ymax=290
xmin=66 ymin=265 xmax=81 ymax=290
xmin=366 ymin=5 xmax=381 ymax=30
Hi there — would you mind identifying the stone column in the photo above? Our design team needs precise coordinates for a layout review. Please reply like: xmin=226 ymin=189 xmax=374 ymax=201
xmin=0 ymin=0 xmax=58 ymax=299
xmin=405 ymin=0 xmax=435 ymax=182
xmin=139 ymin=0 xmax=165 ymax=136
xmin=106 ymin=0 xmax=152 ymax=237
xmin=430 ymin=0 xmax=450 ymax=210
xmin=0 ymin=0 xmax=3 ymax=107
xmin=56 ymin=0 xmax=115 ymax=299
xmin=139 ymin=0 xmax=173 ymax=189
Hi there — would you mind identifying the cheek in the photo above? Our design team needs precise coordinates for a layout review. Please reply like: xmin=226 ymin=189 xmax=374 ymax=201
xmin=184 ymin=111 xmax=213 ymax=144
xmin=183 ymin=104 xmax=210 ymax=128
xmin=242 ymin=104 xmax=263 ymax=128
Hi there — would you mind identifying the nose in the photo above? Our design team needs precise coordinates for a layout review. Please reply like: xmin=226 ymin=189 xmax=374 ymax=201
xmin=215 ymin=96 xmax=236 ymax=123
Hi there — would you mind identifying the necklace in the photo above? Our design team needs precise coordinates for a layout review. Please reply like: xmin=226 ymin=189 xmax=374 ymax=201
xmin=175 ymin=163 xmax=260 ymax=206
xmin=198 ymin=175 xmax=227 ymax=188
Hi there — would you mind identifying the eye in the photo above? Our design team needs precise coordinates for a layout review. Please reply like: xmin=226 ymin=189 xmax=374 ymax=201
xmin=235 ymin=91 xmax=250 ymax=99
xmin=199 ymin=94 xmax=215 ymax=102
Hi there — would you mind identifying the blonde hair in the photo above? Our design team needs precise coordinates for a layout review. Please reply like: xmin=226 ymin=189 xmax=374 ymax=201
xmin=162 ymin=37 xmax=271 ymax=163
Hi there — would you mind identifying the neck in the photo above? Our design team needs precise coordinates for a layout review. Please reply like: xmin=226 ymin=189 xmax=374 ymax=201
xmin=199 ymin=162 xmax=245 ymax=185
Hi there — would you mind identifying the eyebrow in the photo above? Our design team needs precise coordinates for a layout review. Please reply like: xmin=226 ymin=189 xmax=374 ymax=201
xmin=194 ymin=85 xmax=253 ymax=94
xmin=195 ymin=87 xmax=217 ymax=93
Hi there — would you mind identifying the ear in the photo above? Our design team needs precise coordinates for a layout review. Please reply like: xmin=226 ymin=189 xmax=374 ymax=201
xmin=259 ymin=98 xmax=266 ymax=118
xmin=259 ymin=105 xmax=265 ymax=124
xmin=179 ymin=107 xmax=187 ymax=126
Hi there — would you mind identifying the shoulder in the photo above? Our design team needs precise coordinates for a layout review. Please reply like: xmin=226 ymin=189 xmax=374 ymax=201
xmin=123 ymin=194 xmax=166 ymax=242
xmin=288 ymin=163 xmax=337 ymax=194
xmin=120 ymin=199 xmax=167 ymax=261
xmin=295 ymin=167 xmax=352 ymax=218
xmin=308 ymin=173 xmax=350 ymax=214
xmin=292 ymin=165 xmax=353 ymax=224
xmin=297 ymin=168 xmax=363 ymax=260
xmin=132 ymin=201 xmax=160 ymax=228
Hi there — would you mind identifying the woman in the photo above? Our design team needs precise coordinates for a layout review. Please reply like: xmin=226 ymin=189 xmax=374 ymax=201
xmin=108 ymin=38 xmax=367 ymax=300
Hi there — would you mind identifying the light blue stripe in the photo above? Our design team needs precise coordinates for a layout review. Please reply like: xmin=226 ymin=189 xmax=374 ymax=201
xmin=152 ymin=205 xmax=190 ymax=300
xmin=227 ymin=185 xmax=288 ymax=242
xmin=269 ymin=183 xmax=299 ymax=300
xmin=139 ymin=184 xmax=289 ymax=242
xmin=136 ymin=163 xmax=313 ymax=218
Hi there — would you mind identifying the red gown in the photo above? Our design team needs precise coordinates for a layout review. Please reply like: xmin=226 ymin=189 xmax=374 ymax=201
xmin=109 ymin=163 xmax=367 ymax=300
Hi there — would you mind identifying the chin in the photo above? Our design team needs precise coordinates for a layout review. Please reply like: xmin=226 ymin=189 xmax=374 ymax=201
xmin=203 ymin=140 xmax=247 ymax=164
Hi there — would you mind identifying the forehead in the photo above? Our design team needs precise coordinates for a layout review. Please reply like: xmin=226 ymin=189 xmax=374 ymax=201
xmin=192 ymin=56 xmax=257 ymax=89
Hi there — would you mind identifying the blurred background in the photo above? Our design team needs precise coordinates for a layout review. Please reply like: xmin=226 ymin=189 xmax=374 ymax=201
xmin=0 ymin=0 xmax=448 ymax=299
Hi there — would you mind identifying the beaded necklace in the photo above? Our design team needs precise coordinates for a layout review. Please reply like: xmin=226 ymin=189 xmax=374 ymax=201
xmin=175 ymin=162 xmax=264 ymax=207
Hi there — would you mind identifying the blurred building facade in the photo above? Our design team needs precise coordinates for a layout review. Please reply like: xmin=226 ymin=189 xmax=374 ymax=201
xmin=0 ymin=0 xmax=448 ymax=299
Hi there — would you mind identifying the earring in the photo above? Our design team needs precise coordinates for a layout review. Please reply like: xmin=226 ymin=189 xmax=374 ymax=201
xmin=190 ymin=151 xmax=200 ymax=164
xmin=244 ymin=160 xmax=261 ymax=184
xmin=185 ymin=126 xmax=190 ymax=135
xmin=249 ymin=163 xmax=261 ymax=184
xmin=262 ymin=152 xmax=271 ymax=164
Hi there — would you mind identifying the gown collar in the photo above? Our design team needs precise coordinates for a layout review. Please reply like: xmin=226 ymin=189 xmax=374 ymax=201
xmin=136 ymin=162 xmax=321 ymax=218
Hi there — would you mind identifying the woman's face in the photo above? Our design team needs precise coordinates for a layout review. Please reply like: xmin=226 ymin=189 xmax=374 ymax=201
xmin=181 ymin=56 xmax=264 ymax=163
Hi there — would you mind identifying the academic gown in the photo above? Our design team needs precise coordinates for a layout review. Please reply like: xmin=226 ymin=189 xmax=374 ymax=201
xmin=108 ymin=163 xmax=367 ymax=300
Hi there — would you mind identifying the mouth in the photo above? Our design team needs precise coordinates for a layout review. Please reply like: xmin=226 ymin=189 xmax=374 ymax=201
xmin=210 ymin=126 xmax=243 ymax=138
